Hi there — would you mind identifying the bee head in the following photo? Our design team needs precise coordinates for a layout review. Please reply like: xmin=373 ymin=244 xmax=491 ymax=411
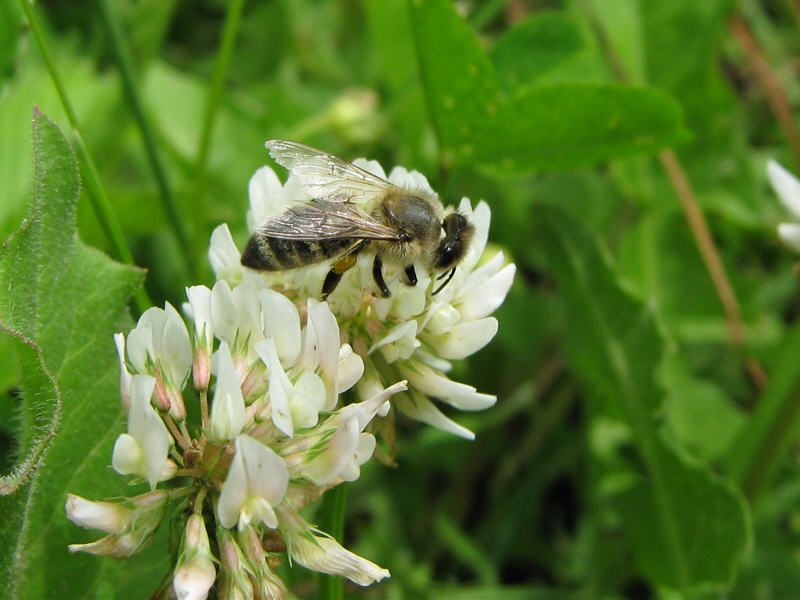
xmin=432 ymin=212 xmax=474 ymax=271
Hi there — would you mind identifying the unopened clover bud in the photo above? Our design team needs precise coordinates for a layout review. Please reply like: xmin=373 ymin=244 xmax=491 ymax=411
xmin=168 ymin=385 xmax=187 ymax=421
xmin=217 ymin=528 xmax=254 ymax=600
xmin=238 ymin=525 xmax=287 ymax=600
xmin=173 ymin=514 xmax=216 ymax=600
xmin=193 ymin=347 xmax=211 ymax=392
xmin=153 ymin=373 xmax=172 ymax=412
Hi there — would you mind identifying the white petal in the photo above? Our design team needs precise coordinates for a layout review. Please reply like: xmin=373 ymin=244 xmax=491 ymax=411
xmin=126 ymin=324 xmax=153 ymax=374
xmin=306 ymin=300 xmax=340 ymax=409
xmin=457 ymin=263 xmax=516 ymax=321
xmin=395 ymin=391 xmax=475 ymax=440
xmin=65 ymin=494 xmax=130 ymax=534
xmin=238 ymin=434 xmax=289 ymax=509
xmin=255 ymin=339 xmax=294 ymax=436
xmin=114 ymin=333 xmax=132 ymax=408
xmin=209 ymin=342 xmax=246 ymax=441
xmin=399 ymin=362 xmax=496 ymax=411
xmin=127 ymin=374 xmax=172 ymax=488
xmin=421 ymin=301 xmax=461 ymax=336
xmin=768 ymin=160 xmax=800 ymax=218
xmin=369 ymin=320 xmax=419 ymax=362
xmin=289 ymin=371 xmax=326 ymax=429
xmin=209 ymin=224 xmax=243 ymax=284
xmin=460 ymin=199 xmax=491 ymax=271
xmin=352 ymin=158 xmax=387 ymax=179
xmin=248 ymin=166 xmax=285 ymax=230
xmin=186 ymin=286 xmax=213 ymax=346
xmin=426 ymin=317 xmax=498 ymax=360
xmin=259 ymin=289 xmax=301 ymax=364
xmin=303 ymin=415 xmax=361 ymax=485
xmin=161 ymin=302 xmax=192 ymax=387
xmin=111 ymin=433 xmax=143 ymax=478
xmin=336 ymin=344 xmax=364 ymax=393
xmin=211 ymin=280 xmax=239 ymax=346
xmin=778 ymin=222 xmax=800 ymax=253
xmin=217 ymin=445 xmax=248 ymax=529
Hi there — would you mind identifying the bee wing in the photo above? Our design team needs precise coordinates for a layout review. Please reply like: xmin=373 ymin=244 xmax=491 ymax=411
xmin=258 ymin=201 xmax=402 ymax=241
xmin=266 ymin=139 xmax=400 ymax=204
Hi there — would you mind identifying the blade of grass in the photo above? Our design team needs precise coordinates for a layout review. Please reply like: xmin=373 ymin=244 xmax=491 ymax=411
xmin=317 ymin=484 xmax=347 ymax=600
xmin=18 ymin=0 xmax=150 ymax=314
xmin=194 ymin=0 xmax=246 ymax=188
xmin=97 ymin=0 xmax=196 ymax=279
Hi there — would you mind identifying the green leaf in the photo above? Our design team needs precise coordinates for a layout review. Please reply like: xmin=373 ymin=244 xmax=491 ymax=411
xmin=408 ymin=0 xmax=688 ymax=171
xmin=0 ymin=111 xmax=168 ymax=598
xmin=490 ymin=12 xmax=584 ymax=90
xmin=534 ymin=205 xmax=750 ymax=589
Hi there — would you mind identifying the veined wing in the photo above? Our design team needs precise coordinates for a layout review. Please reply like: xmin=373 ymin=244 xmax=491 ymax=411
xmin=257 ymin=201 xmax=402 ymax=241
xmin=266 ymin=139 xmax=400 ymax=204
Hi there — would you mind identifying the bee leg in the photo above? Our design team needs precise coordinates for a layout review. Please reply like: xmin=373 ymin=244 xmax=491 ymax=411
xmin=321 ymin=241 xmax=366 ymax=299
xmin=404 ymin=265 xmax=418 ymax=286
xmin=372 ymin=256 xmax=391 ymax=298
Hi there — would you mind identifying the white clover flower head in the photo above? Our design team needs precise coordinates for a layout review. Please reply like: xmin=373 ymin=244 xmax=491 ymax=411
xmin=226 ymin=156 xmax=515 ymax=439
xmin=217 ymin=434 xmax=289 ymax=530
xmin=173 ymin=513 xmax=216 ymax=600
xmin=111 ymin=374 xmax=175 ymax=488
xmin=767 ymin=160 xmax=800 ymax=252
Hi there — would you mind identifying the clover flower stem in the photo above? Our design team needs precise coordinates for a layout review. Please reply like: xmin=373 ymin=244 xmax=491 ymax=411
xmin=180 ymin=422 xmax=192 ymax=445
xmin=200 ymin=389 xmax=209 ymax=432
xmin=164 ymin=414 xmax=192 ymax=452
xmin=176 ymin=468 xmax=204 ymax=478
xmin=193 ymin=487 xmax=208 ymax=514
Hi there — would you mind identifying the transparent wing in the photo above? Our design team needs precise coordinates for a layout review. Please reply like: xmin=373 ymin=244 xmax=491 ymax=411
xmin=266 ymin=139 xmax=400 ymax=203
xmin=257 ymin=201 xmax=402 ymax=241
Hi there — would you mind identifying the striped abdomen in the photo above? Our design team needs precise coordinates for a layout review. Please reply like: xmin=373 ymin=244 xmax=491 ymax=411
xmin=241 ymin=233 xmax=354 ymax=271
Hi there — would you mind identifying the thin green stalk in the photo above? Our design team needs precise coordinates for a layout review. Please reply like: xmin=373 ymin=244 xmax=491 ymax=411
xmin=97 ymin=0 xmax=196 ymax=278
xmin=317 ymin=485 xmax=347 ymax=600
xmin=194 ymin=0 xmax=246 ymax=187
xmin=19 ymin=0 xmax=150 ymax=313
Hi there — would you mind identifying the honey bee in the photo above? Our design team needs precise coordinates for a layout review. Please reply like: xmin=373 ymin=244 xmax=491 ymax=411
xmin=241 ymin=140 xmax=475 ymax=299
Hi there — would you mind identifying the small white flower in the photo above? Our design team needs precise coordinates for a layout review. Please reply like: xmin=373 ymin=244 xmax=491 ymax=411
xmin=173 ymin=514 xmax=216 ymax=600
xmin=66 ymin=490 xmax=168 ymax=558
xmin=210 ymin=223 xmax=245 ymax=285
xmin=208 ymin=342 xmax=246 ymax=441
xmin=278 ymin=507 xmax=390 ymax=586
xmin=217 ymin=434 xmax=289 ymax=530
xmin=111 ymin=374 xmax=175 ymax=488
xmin=768 ymin=160 xmax=800 ymax=252
xmin=301 ymin=381 xmax=407 ymax=485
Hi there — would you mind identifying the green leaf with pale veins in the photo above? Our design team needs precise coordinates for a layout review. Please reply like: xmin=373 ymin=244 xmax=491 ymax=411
xmin=408 ymin=0 xmax=688 ymax=172
xmin=0 ymin=111 xmax=168 ymax=598
xmin=534 ymin=205 xmax=750 ymax=589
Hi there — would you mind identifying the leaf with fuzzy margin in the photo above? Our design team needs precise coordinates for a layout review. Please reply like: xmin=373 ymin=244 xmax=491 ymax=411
xmin=0 ymin=110 xmax=169 ymax=598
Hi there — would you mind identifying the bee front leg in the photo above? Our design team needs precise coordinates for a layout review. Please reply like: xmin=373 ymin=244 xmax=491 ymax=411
xmin=372 ymin=256 xmax=391 ymax=298
xmin=404 ymin=264 xmax=418 ymax=286
xmin=322 ymin=241 xmax=366 ymax=299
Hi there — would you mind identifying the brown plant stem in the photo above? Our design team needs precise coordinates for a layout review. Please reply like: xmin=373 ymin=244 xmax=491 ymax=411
xmin=730 ymin=15 xmax=800 ymax=173
xmin=659 ymin=149 xmax=767 ymax=389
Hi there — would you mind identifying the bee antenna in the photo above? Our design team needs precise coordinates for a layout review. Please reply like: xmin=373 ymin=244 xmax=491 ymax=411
xmin=432 ymin=268 xmax=456 ymax=295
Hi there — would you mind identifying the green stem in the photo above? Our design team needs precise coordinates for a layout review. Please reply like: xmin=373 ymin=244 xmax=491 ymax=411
xmin=97 ymin=0 xmax=196 ymax=278
xmin=194 ymin=0 xmax=246 ymax=187
xmin=19 ymin=0 xmax=150 ymax=313
xmin=317 ymin=484 xmax=347 ymax=600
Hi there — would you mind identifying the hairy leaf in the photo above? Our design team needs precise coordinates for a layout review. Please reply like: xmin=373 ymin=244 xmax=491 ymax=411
xmin=0 ymin=111 xmax=166 ymax=598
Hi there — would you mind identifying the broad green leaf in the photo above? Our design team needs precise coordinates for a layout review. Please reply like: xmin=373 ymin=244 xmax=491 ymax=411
xmin=408 ymin=0 xmax=688 ymax=171
xmin=490 ymin=13 xmax=584 ymax=90
xmin=534 ymin=205 xmax=750 ymax=588
xmin=0 ymin=111 xmax=169 ymax=598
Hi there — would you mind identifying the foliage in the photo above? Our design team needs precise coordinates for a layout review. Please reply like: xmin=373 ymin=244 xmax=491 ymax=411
xmin=2 ymin=0 xmax=800 ymax=597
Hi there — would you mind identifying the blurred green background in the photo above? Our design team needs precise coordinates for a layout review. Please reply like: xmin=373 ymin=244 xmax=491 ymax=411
xmin=4 ymin=0 xmax=800 ymax=597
